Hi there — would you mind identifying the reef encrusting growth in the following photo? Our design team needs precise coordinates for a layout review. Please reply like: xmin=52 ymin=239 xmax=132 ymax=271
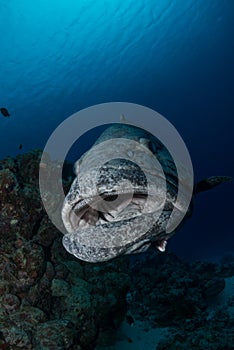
xmin=0 ymin=150 xmax=233 ymax=349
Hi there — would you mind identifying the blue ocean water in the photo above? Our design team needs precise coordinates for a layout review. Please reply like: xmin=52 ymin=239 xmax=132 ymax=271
xmin=0 ymin=0 xmax=233 ymax=261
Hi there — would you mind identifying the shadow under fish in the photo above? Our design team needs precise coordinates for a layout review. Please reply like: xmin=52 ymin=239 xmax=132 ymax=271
xmin=61 ymin=123 xmax=231 ymax=263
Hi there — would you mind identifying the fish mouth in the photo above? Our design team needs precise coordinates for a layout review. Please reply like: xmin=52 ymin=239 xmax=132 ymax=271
xmin=61 ymin=188 xmax=172 ymax=263
xmin=62 ymin=190 xmax=150 ymax=234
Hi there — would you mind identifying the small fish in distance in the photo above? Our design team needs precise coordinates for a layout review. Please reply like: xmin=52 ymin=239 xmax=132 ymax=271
xmin=0 ymin=107 xmax=10 ymax=117
xmin=18 ymin=144 xmax=23 ymax=149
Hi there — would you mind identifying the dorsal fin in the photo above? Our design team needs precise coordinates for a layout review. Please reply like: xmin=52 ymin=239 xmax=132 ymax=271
xmin=194 ymin=176 xmax=232 ymax=195
xmin=120 ymin=114 xmax=127 ymax=123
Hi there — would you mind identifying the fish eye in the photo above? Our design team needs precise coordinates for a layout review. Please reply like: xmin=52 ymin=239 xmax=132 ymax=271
xmin=100 ymin=193 xmax=118 ymax=201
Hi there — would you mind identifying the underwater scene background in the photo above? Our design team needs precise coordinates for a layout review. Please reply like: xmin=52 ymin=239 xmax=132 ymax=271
xmin=0 ymin=0 xmax=234 ymax=349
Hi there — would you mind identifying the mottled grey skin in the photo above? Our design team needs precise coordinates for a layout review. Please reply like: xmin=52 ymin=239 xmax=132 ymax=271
xmin=61 ymin=123 xmax=231 ymax=263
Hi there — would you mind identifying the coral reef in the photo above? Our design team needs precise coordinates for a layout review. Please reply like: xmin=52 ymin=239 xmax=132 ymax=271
xmin=0 ymin=150 xmax=130 ymax=349
xmin=126 ymin=251 xmax=234 ymax=350
xmin=0 ymin=150 xmax=233 ymax=349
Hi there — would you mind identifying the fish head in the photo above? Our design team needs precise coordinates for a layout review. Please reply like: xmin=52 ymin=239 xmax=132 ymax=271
xmin=61 ymin=124 xmax=191 ymax=262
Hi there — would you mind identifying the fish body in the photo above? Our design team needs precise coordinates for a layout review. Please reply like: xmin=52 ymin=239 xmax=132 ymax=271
xmin=0 ymin=107 xmax=10 ymax=117
xmin=61 ymin=123 xmax=231 ymax=263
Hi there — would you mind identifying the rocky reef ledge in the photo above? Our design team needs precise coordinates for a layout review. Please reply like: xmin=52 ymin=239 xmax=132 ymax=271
xmin=0 ymin=150 xmax=233 ymax=349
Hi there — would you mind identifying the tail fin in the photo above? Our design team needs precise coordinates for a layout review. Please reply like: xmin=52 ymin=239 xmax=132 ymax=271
xmin=194 ymin=176 xmax=232 ymax=195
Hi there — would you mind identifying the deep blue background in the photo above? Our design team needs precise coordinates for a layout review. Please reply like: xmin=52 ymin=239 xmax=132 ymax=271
xmin=0 ymin=0 xmax=233 ymax=261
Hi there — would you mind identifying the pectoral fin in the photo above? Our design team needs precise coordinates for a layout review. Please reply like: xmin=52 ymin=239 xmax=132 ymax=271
xmin=194 ymin=176 xmax=232 ymax=195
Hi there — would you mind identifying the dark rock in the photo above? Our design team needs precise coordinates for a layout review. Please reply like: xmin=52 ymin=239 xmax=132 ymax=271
xmin=202 ymin=278 xmax=226 ymax=299
xmin=34 ymin=320 xmax=77 ymax=350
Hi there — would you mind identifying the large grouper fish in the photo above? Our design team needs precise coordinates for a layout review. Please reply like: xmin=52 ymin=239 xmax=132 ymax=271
xmin=61 ymin=123 xmax=231 ymax=263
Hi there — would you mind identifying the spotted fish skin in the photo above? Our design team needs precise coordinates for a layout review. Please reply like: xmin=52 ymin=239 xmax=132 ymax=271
xmin=61 ymin=123 xmax=231 ymax=263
